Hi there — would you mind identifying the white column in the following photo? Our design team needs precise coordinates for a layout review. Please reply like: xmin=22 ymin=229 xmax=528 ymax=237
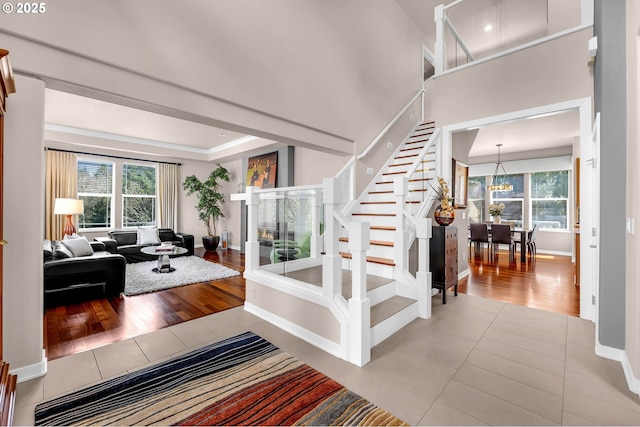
xmin=245 ymin=186 xmax=260 ymax=272
xmin=348 ymin=221 xmax=371 ymax=366
xmin=434 ymin=4 xmax=445 ymax=75
xmin=322 ymin=177 xmax=342 ymax=298
xmin=416 ymin=217 xmax=433 ymax=319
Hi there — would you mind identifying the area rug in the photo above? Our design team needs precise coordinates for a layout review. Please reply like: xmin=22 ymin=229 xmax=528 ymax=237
xmin=124 ymin=256 xmax=240 ymax=296
xmin=34 ymin=332 xmax=406 ymax=426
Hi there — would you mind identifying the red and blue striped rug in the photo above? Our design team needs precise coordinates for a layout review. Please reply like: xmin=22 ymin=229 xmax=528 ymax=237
xmin=35 ymin=331 xmax=406 ymax=426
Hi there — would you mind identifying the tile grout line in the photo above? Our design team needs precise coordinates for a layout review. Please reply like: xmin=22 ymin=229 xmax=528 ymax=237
xmin=442 ymin=301 xmax=563 ymax=425
xmin=417 ymin=299 xmax=507 ymax=424
xmin=560 ymin=314 xmax=569 ymax=425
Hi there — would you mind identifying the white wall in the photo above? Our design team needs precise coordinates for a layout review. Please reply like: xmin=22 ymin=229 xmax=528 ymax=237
xmin=435 ymin=27 xmax=594 ymax=127
xmin=3 ymin=75 xmax=46 ymax=378
xmin=1 ymin=0 xmax=427 ymax=162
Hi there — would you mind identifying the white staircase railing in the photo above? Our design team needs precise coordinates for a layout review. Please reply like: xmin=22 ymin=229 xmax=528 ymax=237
xmin=232 ymin=110 xmax=443 ymax=368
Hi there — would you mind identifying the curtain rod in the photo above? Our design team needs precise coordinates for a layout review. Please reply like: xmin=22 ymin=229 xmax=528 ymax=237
xmin=45 ymin=147 xmax=182 ymax=166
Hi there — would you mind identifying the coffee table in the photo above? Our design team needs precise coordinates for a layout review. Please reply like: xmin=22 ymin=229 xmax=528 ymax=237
xmin=140 ymin=246 xmax=188 ymax=273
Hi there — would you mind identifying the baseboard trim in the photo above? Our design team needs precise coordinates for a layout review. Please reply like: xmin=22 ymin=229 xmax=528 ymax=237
xmin=10 ymin=349 xmax=47 ymax=383
xmin=595 ymin=341 xmax=624 ymax=362
xmin=596 ymin=342 xmax=640 ymax=397
xmin=622 ymin=352 xmax=640 ymax=396
xmin=458 ymin=268 xmax=470 ymax=280
xmin=244 ymin=302 xmax=342 ymax=359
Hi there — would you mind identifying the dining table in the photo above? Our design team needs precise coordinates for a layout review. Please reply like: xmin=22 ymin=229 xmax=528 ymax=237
xmin=473 ymin=224 xmax=530 ymax=262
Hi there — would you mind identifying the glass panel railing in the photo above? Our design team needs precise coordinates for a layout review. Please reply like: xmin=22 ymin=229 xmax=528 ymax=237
xmin=440 ymin=0 xmax=583 ymax=73
xmin=256 ymin=187 xmax=322 ymax=271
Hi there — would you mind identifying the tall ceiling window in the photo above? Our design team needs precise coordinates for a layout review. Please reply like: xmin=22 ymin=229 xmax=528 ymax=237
xmin=122 ymin=163 xmax=156 ymax=228
xmin=78 ymin=160 xmax=114 ymax=229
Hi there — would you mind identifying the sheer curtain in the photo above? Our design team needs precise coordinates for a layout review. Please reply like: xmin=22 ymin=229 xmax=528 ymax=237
xmin=157 ymin=163 xmax=179 ymax=230
xmin=45 ymin=150 xmax=78 ymax=240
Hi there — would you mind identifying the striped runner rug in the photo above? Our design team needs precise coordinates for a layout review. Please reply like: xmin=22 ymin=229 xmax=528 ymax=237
xmin=35 ymin=332 xmax=407 ymax=426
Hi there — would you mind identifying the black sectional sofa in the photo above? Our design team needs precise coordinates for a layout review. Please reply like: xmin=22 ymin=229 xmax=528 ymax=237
xmin=96 ymin=228 xmax=194 ymax=263
xmin=43 ymin=239 xmax=126 ymax=308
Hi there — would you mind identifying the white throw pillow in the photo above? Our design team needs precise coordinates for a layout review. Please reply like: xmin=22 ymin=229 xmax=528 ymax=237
xmin=61 ymin=236 xmax=94 ymax=257
xmin=137 ymin=226 xmax=160 ymax=245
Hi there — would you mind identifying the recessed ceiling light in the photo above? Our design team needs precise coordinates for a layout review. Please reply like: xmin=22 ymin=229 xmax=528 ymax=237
xmin=484 ymin=24 xmax=493 ymax=32
xmin=219 ymin=133 xmax=227 ymax=137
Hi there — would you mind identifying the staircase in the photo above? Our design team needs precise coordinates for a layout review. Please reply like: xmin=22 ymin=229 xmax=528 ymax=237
xmin=339 ymin=120 xmax=438 ymax=347
xmin=236 ymin=119 xmax=440 ymax=366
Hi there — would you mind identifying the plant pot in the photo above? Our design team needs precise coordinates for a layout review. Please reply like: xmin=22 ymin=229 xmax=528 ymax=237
xmin=202 ymin=235 xmax=220 ymax=251
xmin=492 ymin=216 xmax=501 ymax=224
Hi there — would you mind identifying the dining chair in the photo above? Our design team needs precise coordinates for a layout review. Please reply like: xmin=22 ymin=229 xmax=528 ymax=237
xmin=469 ymin=223 xmax=489 ymax=257
xmin=528 ymin=223 xmax=539 ymax=258
xmin=490 ymin=224 xmax=515 ymax=261
xmin=514 ymin=223 xmax=539 ymax=261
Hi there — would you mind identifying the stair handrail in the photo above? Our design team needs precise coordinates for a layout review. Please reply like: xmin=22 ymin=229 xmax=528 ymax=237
xmin=356 ymin=89 xmax=425 ymax=161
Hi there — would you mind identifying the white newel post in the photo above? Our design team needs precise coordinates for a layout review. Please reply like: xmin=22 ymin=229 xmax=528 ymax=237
xmin=416 ymin=217 xmax=433 ymax=319
xmin=394 ymin=176 xmax=408 ymax=275
xmin=348 ymin=221 xmax=371 ymax=367
xmin=245 ymin=186 xmax=260 ymax=272
xmin=322 ymin=177 xmax=342 ymax=299
xmin=434 ymin=4 xmax=445 ymax=75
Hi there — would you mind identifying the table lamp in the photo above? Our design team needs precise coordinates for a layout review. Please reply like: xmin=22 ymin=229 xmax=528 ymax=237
xmin=54 ymin=198 xmax=84 ymax=236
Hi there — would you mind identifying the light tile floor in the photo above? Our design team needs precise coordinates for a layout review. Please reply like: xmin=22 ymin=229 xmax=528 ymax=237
xmin=15 ymin=293 xmax=640 ymax=426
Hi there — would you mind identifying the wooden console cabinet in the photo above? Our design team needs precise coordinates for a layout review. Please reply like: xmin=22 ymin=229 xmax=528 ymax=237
xmin=430 ymin=225 xmax=458 ymax=304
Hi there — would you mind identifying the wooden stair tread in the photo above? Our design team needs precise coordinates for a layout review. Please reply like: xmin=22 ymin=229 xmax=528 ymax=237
xmin=394 ymin=153 xmax=419 ymax=160
xmin=375 ymin=179 xmax=431 ymax=184
xmin=339 ymin=237 xmax=394 ymax=247
xmin=370 ymin=225 xmax=396 ymax=231
xmin=388 ymin=162 xmax=413 ymax=168
xmin=339 ymin=252 xmax=395 ymax=266
xmin=406 ymin=138 xmax=432 ymax=145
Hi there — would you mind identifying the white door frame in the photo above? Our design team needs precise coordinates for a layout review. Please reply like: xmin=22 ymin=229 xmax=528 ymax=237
xmin=441 ymin=97 xmax=596 ymax=321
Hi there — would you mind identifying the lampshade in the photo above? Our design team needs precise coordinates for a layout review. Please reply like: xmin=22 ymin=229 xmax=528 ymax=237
xmin=54 ymin=198 xmax=84 ymax=215
xmin=487 ymin=144 xmax=513 ymax=191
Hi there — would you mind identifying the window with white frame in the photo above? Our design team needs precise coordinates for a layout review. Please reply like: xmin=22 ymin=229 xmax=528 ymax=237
xmin=467 ymin=175 xmax=486 ymax=223
xmin=122 ymin=163 xmax=156 ymax=227
xmin=531 ymin=171 xmax=569 ymax=229
xmin=78 ymin=159 xmax=114 ymax=229
xmin=490 ymin=174 xmax=525 ymax=227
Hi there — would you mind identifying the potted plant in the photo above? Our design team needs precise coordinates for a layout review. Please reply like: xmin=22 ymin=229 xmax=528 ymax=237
xmin=182 ymin=164 xmax=231 ymax=251
xmin=489 ymin=203 xmax=505 ymax=224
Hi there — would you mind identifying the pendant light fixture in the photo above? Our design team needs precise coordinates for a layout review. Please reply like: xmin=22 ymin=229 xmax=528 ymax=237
xmin=487 ymin=143 xmax=513 ymax=191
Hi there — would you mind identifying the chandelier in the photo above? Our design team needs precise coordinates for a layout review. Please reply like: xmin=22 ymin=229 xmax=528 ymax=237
xmin=487 ymin=144 xmax=513 ymax=191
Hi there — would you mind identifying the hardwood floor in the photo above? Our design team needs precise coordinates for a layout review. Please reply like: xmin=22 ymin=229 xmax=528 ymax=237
xmin=44 ymin=248 xmax=245 ymax=361
xmin=458 ymin=247 xmax=579 ymax=317
xmin=45 ymin=245 xmax=579 ymax=362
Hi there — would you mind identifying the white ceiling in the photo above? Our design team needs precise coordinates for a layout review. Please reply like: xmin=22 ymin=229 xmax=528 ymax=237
xmin=44 ymin=0 xmax=580 ymax=162
xmin=466 ymin=109 xmax=579 ymax=161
